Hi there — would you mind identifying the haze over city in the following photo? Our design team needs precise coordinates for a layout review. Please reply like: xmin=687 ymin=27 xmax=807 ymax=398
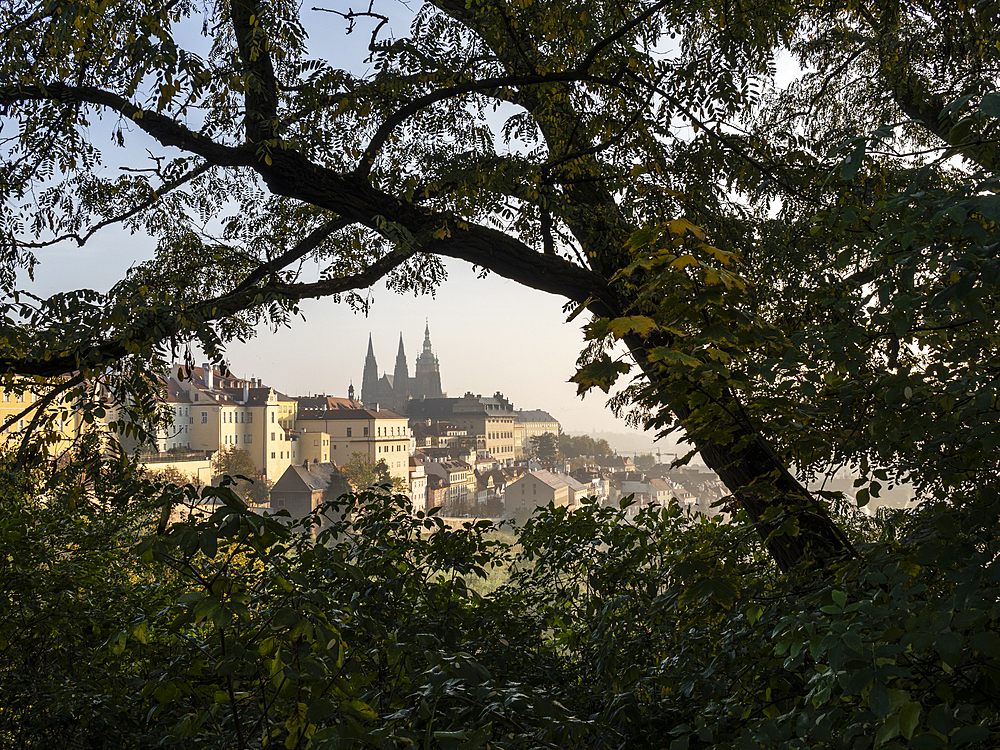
xmin=24 ymin=224 xmax=680 ymax=447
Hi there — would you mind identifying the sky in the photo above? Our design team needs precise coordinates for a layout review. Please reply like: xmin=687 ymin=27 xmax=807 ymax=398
xmin=14 ymin=2 xmax=720 ymax=446
xmin=26 ymin=224 xmax=661 ymax=438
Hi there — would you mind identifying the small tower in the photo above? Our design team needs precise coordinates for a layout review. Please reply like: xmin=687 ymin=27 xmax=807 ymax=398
xmin=348 ymin=381 xmax=355 ymax=402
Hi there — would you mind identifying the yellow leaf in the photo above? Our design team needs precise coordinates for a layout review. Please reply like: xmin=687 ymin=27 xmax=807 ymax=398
xmin=670 ymin=255 xmax=699 ymax=270
xmin=665 ymin=218 xmax=706 ymax=240
xmin=264 ymin=154 xmax=272 ymax=166
xmin=607 ymin=315 xmax=658 ymax=338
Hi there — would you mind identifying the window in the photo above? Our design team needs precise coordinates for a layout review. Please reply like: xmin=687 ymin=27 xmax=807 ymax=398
xmin=201 ymin=411 xmax=208 ymax=423
xmin=240 ymin=412 xmax=244 ymax=423
xmin=271 ymin=412 xmax=275 ymax=423
xmin=363 ymin=427 xmax=369 ymax=437
xmin=2 ymin=392 xmax=7 ymax=402
xmin=247 ymin=413 xmax=253 ymax=423
xmin=271 ymin=452 xmax=276 ymax=458
xmin=245 ymin=435 xmax=252 ymax=443
xmin=17 ymin=394 xmax=24 ymax=403
xmin=347 ymin=428 xmax=352 ymax=437
xmin=314 ymin=439 xmax=319 ymax=446
xmin=271 ymin=432 xmax=275 ymax=441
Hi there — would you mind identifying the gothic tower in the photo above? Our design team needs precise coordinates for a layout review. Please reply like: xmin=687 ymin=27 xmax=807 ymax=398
xmin=413 ymin=320 xmax=444 ymax=400
xmin=360 ymin=334 xmax=379 ymax=408
xmin=392 ymin=333 xmax=410 ymax=413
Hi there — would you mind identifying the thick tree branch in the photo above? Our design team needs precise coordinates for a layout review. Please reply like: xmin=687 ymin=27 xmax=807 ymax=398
xmin=230 ymin=0 xmax=280 ymax=145
xmin=0 ymin=84 xmax=251 ymax=166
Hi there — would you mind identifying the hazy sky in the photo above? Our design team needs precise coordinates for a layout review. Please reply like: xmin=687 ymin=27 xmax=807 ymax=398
xmin=16 ymin=3 xmax=703 ymax=442
xmin=26 ymin=225 xmax=658 ymax=436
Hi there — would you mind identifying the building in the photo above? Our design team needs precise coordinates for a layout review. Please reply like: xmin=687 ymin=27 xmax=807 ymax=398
xmin=409 ymin=455 xmax=428 ymax=512
xmin=269 ymin=462 xmax=350 ymax=533
xmin=296 ymin=405 xmax=411 ymax=485
xmin=504 ymin=469 xmax=587 ymax=519
xmin=408 ymin=392 xmax=517 ymax=462
xmin=514 ymin=409 xmax=560 ymax=459
xmin=423 ymin=457 xmax=475 ymax=508
xmin=162 ymin=365 xmax=299 ymax=481
xmin=360 ymin=322 xmax=445 ymax=413
xmin=0 ymin=378 xmax=92 ymax=456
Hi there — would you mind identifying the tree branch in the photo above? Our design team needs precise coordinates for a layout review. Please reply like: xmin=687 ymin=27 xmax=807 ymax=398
xmin=0 ymin=84 xmax=251 ymax=166
xmin=18 ymin=162 xmax=212 ymax=249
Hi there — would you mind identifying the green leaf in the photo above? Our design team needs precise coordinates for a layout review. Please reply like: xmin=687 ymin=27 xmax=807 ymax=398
xmin=951 ymin=725 xmax=990 ymax=745
xmin=874 ymin=715 xmax=900 ymax=747
xmin=840 ymin=141 xmax=866 ymax=180
xmin=980 ymin=92 xmax=1000 ymax=118
xmin=571 ymin=355 xmax=631 ymax=394
xmin=869 ymin=681 xmax=891 ymax=718
xmin=899 ymin=701 xmax=921 ymax=740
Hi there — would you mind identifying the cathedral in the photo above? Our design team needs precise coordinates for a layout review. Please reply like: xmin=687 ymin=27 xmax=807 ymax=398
xmin=360 ymin=322 xmax=445 ymax=414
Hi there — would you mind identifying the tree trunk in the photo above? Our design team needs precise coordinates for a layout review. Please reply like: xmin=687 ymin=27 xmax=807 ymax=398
xmin=624 ymin=335 xmax=856 ymax=574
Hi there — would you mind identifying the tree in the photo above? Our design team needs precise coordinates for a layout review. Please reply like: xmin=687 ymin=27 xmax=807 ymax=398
xmin=210 ymin=445 xmax=271 ymax=505
xmin=146 ymin=464 xmax=203 ymax=492
xmin=1 ymin=0 xmax=996 ymax=571
xmin=559 ymin=433 xmax=613 ymax=459
xmin=320 ymin=467 xmax=353 ymax=504
xmin=341 ymin=451 xmax=393 ymax=491
xmin=634 ymin=453 xmax=655 ymax=471
xmin=529 ymin=432 xmax=560 ymax=464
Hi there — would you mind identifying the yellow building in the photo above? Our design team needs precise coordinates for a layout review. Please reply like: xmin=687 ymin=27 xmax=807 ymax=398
xmin=0 ymin=378 xmax=92 ymax=455
xmin=163 ymin=365 xmax=300 ymax=480
xmin=296 ymin=403 xmax=411 ymax=485
xmin=513 ymin=409 xmax=560 ymax=458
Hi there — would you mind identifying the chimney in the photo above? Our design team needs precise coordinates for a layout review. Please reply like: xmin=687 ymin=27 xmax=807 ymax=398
xmin=203 ymin=363 xmax=214 ymax=390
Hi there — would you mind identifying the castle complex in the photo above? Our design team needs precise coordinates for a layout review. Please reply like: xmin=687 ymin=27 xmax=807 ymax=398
xmin=360 ymin=321 xmax=445 ymax=413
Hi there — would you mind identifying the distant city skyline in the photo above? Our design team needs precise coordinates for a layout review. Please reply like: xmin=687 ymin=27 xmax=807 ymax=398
xmin=25 ymin=229 xmax=674 ymax=438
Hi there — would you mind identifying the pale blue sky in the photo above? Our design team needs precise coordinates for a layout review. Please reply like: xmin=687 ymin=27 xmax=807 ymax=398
xmin=15 ymin=2 xmax=712 ymax=442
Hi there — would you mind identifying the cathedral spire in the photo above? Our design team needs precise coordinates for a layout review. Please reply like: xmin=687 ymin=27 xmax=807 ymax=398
xmin=392 ymin=332 xmax=410 ymax=413
xmin=414 ymin=320 xmax=443 ymax=399
xmin=360 ymin=333 xmax=379 ymax=408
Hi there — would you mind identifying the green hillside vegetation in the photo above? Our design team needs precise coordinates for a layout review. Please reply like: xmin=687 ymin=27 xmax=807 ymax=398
xmin=3 ymin=459 xmax=999 ymax=749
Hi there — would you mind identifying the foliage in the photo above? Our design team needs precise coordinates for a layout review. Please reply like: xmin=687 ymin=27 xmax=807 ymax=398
xmin=319 ymin=466 xmax=352 ymax=504
xmin=340 ymin=451 xmax=401 ymax=493
xmin=211 ymin=445 xmax=271 ymax=506
xmin=634 ymin=452 xmax=656 ymax=471
xmin=558 ymin=433 xmax=614 ymax=458
xmin=5 ymin=447 xmax=1000 ymax=750
xmin=11 ymin=0 xmax=991 ymax=566
xmin=149 ymin=464 xmax=204 ymax=491
xmin=528 ymin=432 xmax=559 ymax=463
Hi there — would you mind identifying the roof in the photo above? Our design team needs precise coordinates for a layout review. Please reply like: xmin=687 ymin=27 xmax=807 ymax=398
xmin=298 ymin=407 xmax=404 ymax=420
xmin=514 ymin=409 xmax=558 ymax=424
xmin=295 ymin=395 xmax=365 ymax=411
xmin=518 ymin=469 xmax=573 ymax=491
xmin=272 ymin=462 xmax=343 ymax=493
